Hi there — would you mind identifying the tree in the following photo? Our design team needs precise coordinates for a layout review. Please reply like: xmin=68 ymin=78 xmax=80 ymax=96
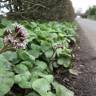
xmin=0 ymin=0 xmax=75 ymax=21
xmin=84 ymin=5 xmax=96 ymax=19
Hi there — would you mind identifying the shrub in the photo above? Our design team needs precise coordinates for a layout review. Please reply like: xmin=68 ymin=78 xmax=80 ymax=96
xmin=0 ymin=0 xmax=75 ymax=21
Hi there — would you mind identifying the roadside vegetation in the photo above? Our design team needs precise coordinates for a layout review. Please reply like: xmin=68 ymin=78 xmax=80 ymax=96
xmin=0 ymin=19 xmax=77 ymax=96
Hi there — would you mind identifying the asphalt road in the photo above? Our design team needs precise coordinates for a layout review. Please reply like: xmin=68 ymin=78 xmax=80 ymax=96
xmin=74 ymin=18 xmax=96 ymax=96
xmin=77 ymin=18 xmax=96 ymax=51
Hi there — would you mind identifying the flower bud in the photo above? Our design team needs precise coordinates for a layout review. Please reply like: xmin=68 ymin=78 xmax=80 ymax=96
xmin=15 ymin=42 xmax=27 ymax=49
xmin=15 ymin=25 xmax=21 ymax=33
xmin=18 ymin=28 xmax=26 ymax=37
xmin=3 ymin=34 xmax=14 ymax=45
xmin=20 ymin=37 xmax=25 ymax=42
xmin=4 ymin=29 xmax=12 ymax=36
xmin=15 ymin=26 xmax=27 ymax=38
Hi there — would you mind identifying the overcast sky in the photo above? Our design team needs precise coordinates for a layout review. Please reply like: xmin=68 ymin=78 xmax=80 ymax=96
xmin=71 ymin=0 xmax=96 ymax=13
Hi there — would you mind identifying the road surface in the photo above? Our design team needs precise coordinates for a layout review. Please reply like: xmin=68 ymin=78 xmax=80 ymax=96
xmin=75 ymin=18 xmax=96 ymax=96
xmin=77 ymin=18 xmax=96 ymax=51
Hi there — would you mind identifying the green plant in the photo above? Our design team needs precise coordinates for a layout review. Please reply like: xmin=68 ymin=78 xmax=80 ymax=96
xmin=0 ymin=19 xmax=76 ymax=96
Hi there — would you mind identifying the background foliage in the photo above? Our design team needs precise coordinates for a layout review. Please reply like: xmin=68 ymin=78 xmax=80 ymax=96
xmin=0 ymin=0 xmax=75 ymax=21
xmin=83 ymin=5 xmax=96 ymax=19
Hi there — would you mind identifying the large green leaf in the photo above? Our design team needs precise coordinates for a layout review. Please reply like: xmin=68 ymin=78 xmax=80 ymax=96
xmin=0 ymin=54 xmax=12 ymax=71
xmin=57 ymin=57 xmax=71 ymax=68
xmin=30 ymin=70 xmax=53 ymax=84
xmin=38 ymin=73 xmax=54 ymax=83
xmin=17 ymin=50 xmax=35 ymax=61
xmin=56 ymin=48 xmax=63 ymax=57
xmin=14 ymin=64 xmax=29 ymax=73
xmin=2 ymin=51 xmax=17 ymax=62
xmin=26 ymin=92 xmax=40 ymax=96
xmin=0 ymin=38 xmax=3 ymax=48
xmin=19 ymin=61 xmax=33 ymax=70
xmin=32 ymin=78 xmax=51 ymax=96
xmin=45 ymin=49 xmax=53 ymax=58
xmin=29 ymin=44 xmax=41 ymax=58
xmin=0 ymin=54 xmax=14 ymax=96
xmin=40 ymin=41 xmax=52 ymax=52
xmin=15 ymin=71 xmax=31 ymax=83
xmin=0 ymin=29 xmax=4 ymax=37
xmin=34 ymin=60 xmax=48 ymax=71
xmin=15 ymin=71 xmax=31 ymax=88
xmin=53 ymin=82 xmax=74 ymax=96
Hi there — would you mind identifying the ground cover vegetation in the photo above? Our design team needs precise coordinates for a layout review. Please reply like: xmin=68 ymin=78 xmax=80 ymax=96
xmin=0 ymin=19 xmax=77 ymax=96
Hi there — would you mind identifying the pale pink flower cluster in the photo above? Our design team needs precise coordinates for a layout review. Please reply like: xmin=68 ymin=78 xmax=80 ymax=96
xmin=3 ymin=25 xmax=28 ymax=49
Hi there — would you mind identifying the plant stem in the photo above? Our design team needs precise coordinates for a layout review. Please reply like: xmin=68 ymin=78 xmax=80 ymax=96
xmin=0 ymin=45 xmax=9 ymax=54
xmin=0 ymin=48 xmax=5 ymax=54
